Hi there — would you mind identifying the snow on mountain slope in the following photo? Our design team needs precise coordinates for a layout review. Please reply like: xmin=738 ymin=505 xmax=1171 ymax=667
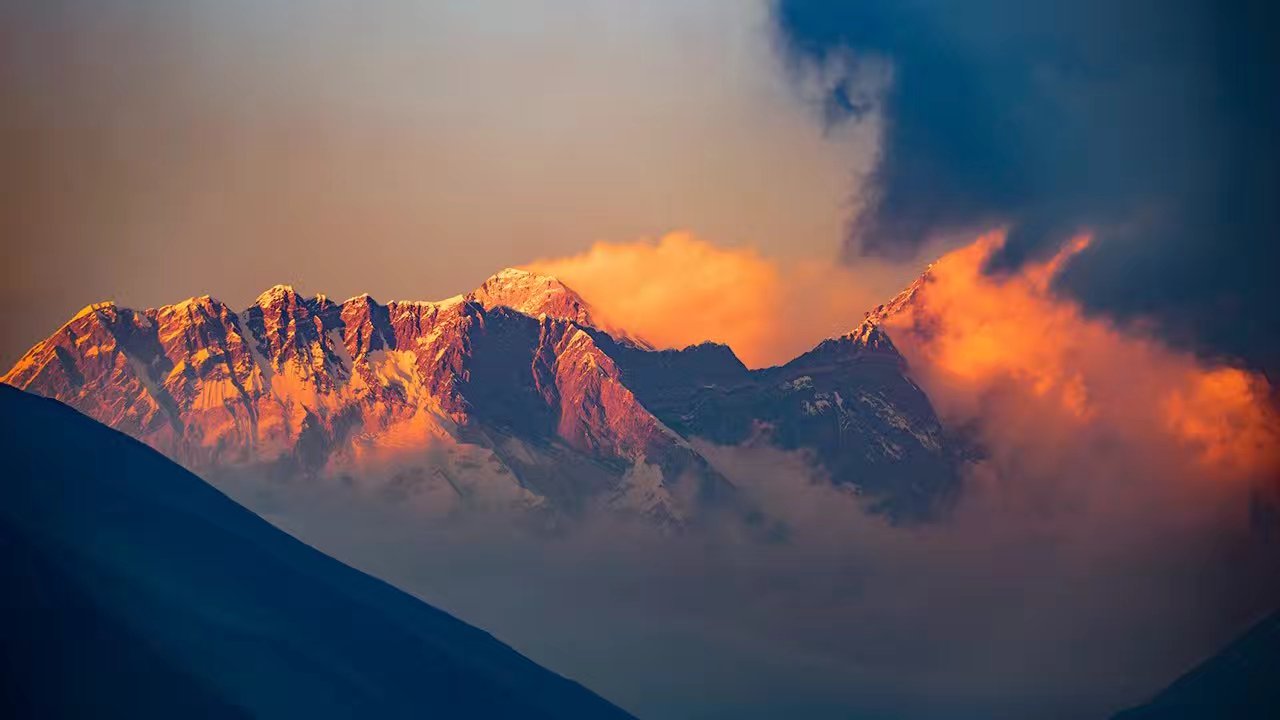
xmin=470 ymin=267 xmax=653 ymax=349
xmin=587 ymin=317 xmax=958 ymax=521
xmin=0 ymin=384 xmax=636 ymax=720
xmin=470 ymin=268 xmax=596 ymax=326
xmin=2 ymin=268 xmax=959 ymax=523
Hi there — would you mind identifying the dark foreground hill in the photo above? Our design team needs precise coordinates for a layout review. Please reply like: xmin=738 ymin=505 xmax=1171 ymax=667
xmin=0 ymin=385 xmax=634 ymax=720
xmin=1112 ymin=609 xmax=1280 ymax=719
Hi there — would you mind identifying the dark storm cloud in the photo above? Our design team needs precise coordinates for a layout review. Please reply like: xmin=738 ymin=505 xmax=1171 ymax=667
xmin=772 ymin=0 xmax=1280 ymax=376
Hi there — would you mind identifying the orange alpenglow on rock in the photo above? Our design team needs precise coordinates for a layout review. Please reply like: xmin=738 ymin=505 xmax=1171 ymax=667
xmin=2 ymin=261 xmax=963 ymax=524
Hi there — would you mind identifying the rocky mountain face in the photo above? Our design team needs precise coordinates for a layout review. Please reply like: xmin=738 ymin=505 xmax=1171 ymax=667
xmin=585 ymin=319 xmax=956 ymax=518
xmin=2 ymin=268 xmax=959 ymax=524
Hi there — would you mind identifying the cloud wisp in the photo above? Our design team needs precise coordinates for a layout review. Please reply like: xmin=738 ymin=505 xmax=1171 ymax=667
xmin=524 ymin=231 xmax=891 ymax=368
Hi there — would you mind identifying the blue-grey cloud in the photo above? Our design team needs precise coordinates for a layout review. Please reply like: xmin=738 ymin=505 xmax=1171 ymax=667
xmin=773 ymin=0 xmax=1280 ymax=377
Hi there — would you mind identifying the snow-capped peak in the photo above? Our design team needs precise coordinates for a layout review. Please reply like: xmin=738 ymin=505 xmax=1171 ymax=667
xmin=343 ymin=292 xmax=377 ymax=305
xmin=842 ymin=318 xmax=895 ymax=350
xmin=866 ymin=269 xmax=931 ymax=323
xmin=71 ymin=301 xmax=116 ymax=322
xmin=255 ymin=284 xmax=301 ymax=306
xmin=495 ymin=267 xmax=546 ymax=281
xmin=468 ymin=267 xmax=596 ymax=326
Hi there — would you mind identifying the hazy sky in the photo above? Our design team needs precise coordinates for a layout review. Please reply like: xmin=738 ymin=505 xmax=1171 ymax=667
xmin=0 ymin=0 xmax=886 ymax=367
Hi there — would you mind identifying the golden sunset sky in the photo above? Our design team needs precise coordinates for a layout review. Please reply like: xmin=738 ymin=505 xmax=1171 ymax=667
xmin=0 ymin=0 xmax=931 ymax=367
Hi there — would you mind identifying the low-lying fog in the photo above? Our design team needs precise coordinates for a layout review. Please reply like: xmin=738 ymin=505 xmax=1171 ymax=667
xmin=210 ymin=434 xmax=1280 ymax=720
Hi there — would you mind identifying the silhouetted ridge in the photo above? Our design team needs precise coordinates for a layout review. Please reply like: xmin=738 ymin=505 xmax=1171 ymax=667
xmin=1112 ymin=609 xmax=1280 ymax=719
xmin=0 ymin=385 xmax=636 ymax=720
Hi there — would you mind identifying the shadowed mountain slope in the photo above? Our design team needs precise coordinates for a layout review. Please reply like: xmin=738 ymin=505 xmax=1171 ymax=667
xmin=0 ymin=385 xmax=635 ymax=720
xmin=1112 ymin=609 xmax=1280 ymax=720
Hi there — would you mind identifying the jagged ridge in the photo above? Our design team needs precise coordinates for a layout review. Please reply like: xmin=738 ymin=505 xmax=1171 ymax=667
xmin=3 ymin=267 xmax=959 ymax=523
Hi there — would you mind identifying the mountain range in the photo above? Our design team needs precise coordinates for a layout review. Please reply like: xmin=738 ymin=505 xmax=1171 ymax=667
xmin=0 ymin=383 xmax=635 ymax=719
xmin=5 ymin=269 xmax=1278 ymax=719
xmin=2 ymin=267 xmax=958 ymax=524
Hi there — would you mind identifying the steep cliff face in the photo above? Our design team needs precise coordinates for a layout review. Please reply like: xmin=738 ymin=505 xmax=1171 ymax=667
xmin=4 ymin=268 xmax=959 ymax=523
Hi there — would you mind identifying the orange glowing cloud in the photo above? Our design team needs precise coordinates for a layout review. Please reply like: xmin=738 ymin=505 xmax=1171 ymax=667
xmin=882 ymin=231 xmax=1280 ymax=483
xmin=1162 ymin=367 xmax=1279 ymax=477
xmin=524 ymin=232 xmax=884 ymax=368
xmin=528 ymin=229 xmax=1278 ymax=485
